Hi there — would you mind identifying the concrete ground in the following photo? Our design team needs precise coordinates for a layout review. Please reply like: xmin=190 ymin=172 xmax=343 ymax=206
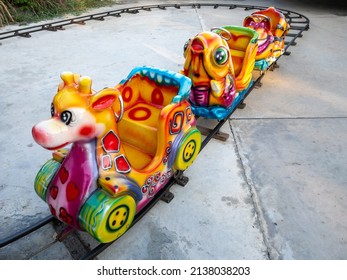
xmin=0 ymin=0 xmax=346 ymax=260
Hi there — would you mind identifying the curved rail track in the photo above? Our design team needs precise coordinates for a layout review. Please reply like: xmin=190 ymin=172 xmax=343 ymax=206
xmin=0 ymin=2 xmax=310 ymax=260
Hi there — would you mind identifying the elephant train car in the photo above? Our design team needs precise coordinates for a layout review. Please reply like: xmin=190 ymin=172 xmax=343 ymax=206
xmin=32 ymin=7 xmax=290 ymax=243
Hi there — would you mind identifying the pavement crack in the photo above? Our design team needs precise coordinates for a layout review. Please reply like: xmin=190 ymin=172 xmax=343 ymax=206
xmin=194 ymin=4 xmax=207 ymax=31
xmin=228 ymin=119 xmax=278 ymax=260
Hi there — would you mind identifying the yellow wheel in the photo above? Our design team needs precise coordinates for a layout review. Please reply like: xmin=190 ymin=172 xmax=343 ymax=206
xmin=79 ymin=190 xmax=136 ymax=243
xmin=108 ymin=205 xmax=131 ymax=231
xmin=173 ymin=128 xmax=202 ymax=171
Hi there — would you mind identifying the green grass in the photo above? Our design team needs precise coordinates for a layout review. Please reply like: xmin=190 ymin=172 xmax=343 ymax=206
xmin=0 ymin=0 xmax=117 ymax=27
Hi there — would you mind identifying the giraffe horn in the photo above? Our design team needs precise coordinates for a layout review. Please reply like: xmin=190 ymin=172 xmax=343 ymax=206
xmin=60 ymin=71 xmax=76 ymax=86
xmin=78 ymin=76 xmax=92 ymax=95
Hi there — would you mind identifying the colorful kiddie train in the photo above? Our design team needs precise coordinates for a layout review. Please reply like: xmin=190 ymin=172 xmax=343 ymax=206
xmin=32 ymin=7 xmax=289 ymax=243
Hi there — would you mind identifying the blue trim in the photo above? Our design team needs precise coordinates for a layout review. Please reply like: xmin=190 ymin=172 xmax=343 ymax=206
xmin=191 ymin=81 xmax=253 ymax=120
xmin=119 ymin=66 xmax=192 ymax=103
xmin=254 ymin=59 xmax=270 ymax=71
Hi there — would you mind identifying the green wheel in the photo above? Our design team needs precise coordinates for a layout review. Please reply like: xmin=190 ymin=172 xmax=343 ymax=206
xmin=173 ymin=128 xmax=202 ymax=171
xmin=34 ymin=159 xmax=61 ymax=201
xmin=79 ymin=190 xmax=136 ymax=243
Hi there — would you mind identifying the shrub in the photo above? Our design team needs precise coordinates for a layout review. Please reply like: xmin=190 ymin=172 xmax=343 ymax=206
xmin=0 ymin=0 xmax=115 ymax=26
xmin=0 ymin=0 xmax=14 ymax=26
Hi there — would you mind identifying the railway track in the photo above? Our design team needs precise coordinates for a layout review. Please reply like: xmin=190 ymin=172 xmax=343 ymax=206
xmin=0 ymin=2 xmax=310 ymax=259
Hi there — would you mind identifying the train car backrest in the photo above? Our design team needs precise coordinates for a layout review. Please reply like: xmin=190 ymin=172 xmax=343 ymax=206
xmin=119 ymin=74 xmax=179 ymax=111
xmin=116 ymin=69 xmax=184 ymax=157
xmin=252 ymin=7 xmax=289 ymax=38
xmin=218 ymin=26 xmax=258 ymax=77
xmin=213 ymin=26 xmax=257 ymax=92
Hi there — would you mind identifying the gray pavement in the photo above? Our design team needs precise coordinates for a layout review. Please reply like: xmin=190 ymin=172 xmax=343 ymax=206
xmin=0 ymin=0 xmax=346 ymax=260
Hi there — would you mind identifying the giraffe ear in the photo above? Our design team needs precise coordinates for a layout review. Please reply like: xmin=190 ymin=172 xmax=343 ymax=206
xmin=90 ymin=88 xmax=119 ymax=111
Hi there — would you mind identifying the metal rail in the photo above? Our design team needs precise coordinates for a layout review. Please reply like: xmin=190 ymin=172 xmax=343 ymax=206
xmin=0 ymin=3 xmax=309 ymax=42
xmin=0 ymin=2 xmax=310 ymax=260
xmin=0 ymin=215 xmax=54 ymax=248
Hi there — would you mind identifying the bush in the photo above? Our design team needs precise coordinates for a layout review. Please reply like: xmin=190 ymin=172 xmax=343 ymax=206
xmin=0 ymin=0 xmax=115 ymax=26
xmin=0 ymin=0 xmax=14 ymax=26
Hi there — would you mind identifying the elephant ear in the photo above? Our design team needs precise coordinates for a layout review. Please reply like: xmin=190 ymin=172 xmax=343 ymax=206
xmin=260 ymin=16 xmax=272 ymax=32
xmin=90 ymin=88 xmax=119 ymax=111
xmin=243 ymin=15 xmax=255 ymax=27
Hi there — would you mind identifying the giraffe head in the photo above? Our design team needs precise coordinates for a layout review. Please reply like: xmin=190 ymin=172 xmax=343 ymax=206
xmin=32 ymin=72 xmax=121 ymax=150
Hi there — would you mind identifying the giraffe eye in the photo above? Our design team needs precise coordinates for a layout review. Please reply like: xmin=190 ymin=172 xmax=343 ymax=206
xmin=50 ymin=103 xmax=55 ymax=117
xmin=60 ymin=110 xmax=72 ymax=125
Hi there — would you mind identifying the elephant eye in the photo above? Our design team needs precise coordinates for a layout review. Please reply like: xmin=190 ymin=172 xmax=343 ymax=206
xmin=60 ymin=110 xmax=72 ymax=125
xmin=183 ymin=39 xmax=191 ymax=55
xmin=214 ymin=47 xmax=229 ymax=65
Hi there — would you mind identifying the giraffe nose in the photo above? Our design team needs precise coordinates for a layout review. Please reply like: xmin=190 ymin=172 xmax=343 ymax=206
xmin=32 ymin=125 xmax=47 ymax=145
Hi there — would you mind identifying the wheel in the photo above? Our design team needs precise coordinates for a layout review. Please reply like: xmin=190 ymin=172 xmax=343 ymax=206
xmin=34 ymin=159 xmax=61 ymax=201
xmin=173 ymin=128 xmax=202 ymax=171
xmin=78 ymin=190 xmax=136 ymax=243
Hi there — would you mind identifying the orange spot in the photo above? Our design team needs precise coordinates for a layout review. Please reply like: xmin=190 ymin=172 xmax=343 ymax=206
xmin=128 ymin=107 xmax=151 ymax=121
xmin=122 ymin=87 xmax=133 ymax=102
xmin=151 ymin=88 xmax=164 ymax=105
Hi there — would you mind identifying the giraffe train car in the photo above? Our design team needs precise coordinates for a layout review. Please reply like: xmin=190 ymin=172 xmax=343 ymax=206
xmin=32 ymin=66 xmax=202 ymax=243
